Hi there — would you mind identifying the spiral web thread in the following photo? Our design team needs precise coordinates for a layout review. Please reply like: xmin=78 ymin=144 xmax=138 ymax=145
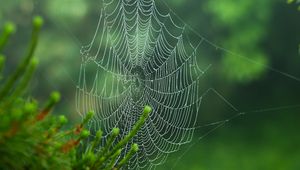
xmin=76 ymin=0 xmax=213 ymax=169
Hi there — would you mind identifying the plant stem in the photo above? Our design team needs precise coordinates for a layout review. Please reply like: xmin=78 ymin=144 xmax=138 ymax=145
xmin=0 ymin=22 xmax=16 ymax=52
xmin=0 ymin=17 xmax=43 ymax=101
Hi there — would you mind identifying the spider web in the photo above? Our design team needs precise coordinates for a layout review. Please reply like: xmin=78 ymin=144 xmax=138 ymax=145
xmin=75 ymin=0 xmax=299 ymax=169
xmin=76 ymin=0 xmax=209 ymax=168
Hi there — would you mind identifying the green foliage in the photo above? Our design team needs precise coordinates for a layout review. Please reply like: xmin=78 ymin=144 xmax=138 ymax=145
xmin=287 ymin=0 xmax=300 ymax=10
xmin=0 ymin=16 xmax=150 ymax=170
xmin=46 ymin=0 xmax=88 ymax=22
xmin=206 ymin=0 xmax=272 ymax=83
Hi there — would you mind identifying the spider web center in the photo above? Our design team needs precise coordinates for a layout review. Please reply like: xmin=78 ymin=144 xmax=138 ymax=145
xmin=130 ymin=66 xmax=145 ymax=102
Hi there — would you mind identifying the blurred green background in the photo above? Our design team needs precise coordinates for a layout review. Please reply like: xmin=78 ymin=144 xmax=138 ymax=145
xmin=0 ymin=0 xmax=300 ymax=169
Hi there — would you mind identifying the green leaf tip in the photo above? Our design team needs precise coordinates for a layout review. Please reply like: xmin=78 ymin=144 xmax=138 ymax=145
xmin=112 ymin=127 xmax=120 ymax=136
xmin=143 ymin=105 xmax=152 ymax=114
xmin=80 ymin=130 xmax=90 ymax=139
xmin=87 ymin=110 xmax=95 ymax=118
xmin=4 ymin=22 xmax=16 ymax=34
xmin=24 ymin=102 xmax=38 ymax=113
xmin=59 ymin=115 xmax=68 ymax=125
xmin=50 ymin=91 xmax=61 ymax=103
xmin=132 ymin=143 xmax=139 ymax=152
xmin=82 ymin=111 xmax=95 ymax=125
xmin=30 ymin=58 xmax=39 ymax=66
xmin=33 ymin=16 xmax=44 ymax=28
xmin=116 ymin=143 xmax=139 ymax=169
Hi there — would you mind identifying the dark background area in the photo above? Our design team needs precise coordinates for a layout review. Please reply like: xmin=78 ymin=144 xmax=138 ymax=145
xmin=0 ymin=0 xmax=299 ymax=169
